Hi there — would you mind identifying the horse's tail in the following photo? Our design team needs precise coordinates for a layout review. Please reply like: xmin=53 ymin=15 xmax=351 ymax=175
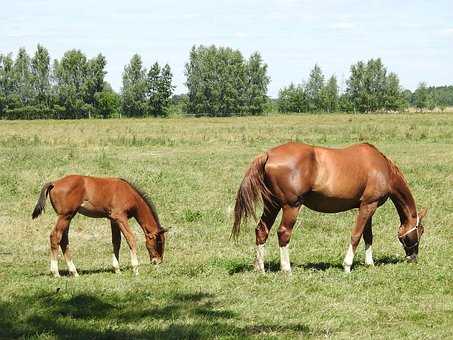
xmin=231 ymin=153 xmax=273 ymax=240
xmin=32 ymin=182 xmax=53 ymax=219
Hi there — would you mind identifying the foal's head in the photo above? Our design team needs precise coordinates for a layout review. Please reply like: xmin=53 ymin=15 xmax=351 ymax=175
xmin=398 ymin=208 xmax=427 ymax=262
xmin=146 ymin=228 xmax=167 ymax=264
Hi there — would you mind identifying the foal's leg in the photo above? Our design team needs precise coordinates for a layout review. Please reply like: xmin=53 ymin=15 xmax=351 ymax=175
xmin=277 ymin=205 xmax=301 ymax=273
xmin=343 ymin=202 xmax=378 ymax=273
xmin=49 ymin=215 xmax=71 ymax=277
xmin=363 ymin=218 xmax=374 ymax=266
xmin=254 ymin=203 xmax=280 ymax=272
xmin=112 ymin=215 xmax=139 ymax=275
xmin=60 ymin=227 xmax=79 ymax=277
xmin=111 ymin=221 xmax=121 ymax=274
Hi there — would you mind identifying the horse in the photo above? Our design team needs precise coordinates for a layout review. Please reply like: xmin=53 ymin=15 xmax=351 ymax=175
xmin=232 ymin=142 xmax=427 ymax=273
xmin=32 ymin=175 xmax=167 ymax=277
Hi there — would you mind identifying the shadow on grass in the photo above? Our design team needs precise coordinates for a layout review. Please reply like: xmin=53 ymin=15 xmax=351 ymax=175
xmin=227 ymin=254 xmax=404 ymax=274
xmin=0 ymin=291 xmax=312 ymax=339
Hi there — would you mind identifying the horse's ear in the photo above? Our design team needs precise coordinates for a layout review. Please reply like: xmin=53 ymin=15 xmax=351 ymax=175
xmin=418 ymin=208 xmax=428 ymax=220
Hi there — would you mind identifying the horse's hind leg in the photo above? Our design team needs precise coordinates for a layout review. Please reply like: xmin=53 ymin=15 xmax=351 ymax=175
xmin=363 ymin=218 xmax=374 ymax=266
xmin=343 ymin=202 xmax=378 ymax=273
xmin=60 ymin=227 xmax=79 ymax=277
xmin=49 ymin=215 xmax=71 ymax=277
xmin=254 ymin=203 xmax=280 ymax=272
xmin=111 ymin=221 xmax=121 ymax=274
xmin=277 ymin=205 xmax=301 ymax=273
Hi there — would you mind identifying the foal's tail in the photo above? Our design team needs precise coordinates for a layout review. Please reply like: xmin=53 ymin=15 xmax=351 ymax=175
xmin=32 ymin=182 xmax=53 ymax=219
xmin=231 ymin=153 xmax=273 ymax=240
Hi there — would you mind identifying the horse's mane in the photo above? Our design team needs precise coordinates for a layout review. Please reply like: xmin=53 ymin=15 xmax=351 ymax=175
xmin=364 ymin=143 xmax=407 ymax=183
xmin=120 ymin=178 xmax=162 ymax=227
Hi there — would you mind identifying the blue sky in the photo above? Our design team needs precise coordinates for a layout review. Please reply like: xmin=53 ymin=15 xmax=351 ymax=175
xmin=1 ymin=0 xmax=452 ymax=96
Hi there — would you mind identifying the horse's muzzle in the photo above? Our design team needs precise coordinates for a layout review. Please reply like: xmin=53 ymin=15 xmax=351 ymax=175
xmin=405 ymin=254 xmax=418 ymax=263
xmin=151 ymin=257 xmax=162 ymax=265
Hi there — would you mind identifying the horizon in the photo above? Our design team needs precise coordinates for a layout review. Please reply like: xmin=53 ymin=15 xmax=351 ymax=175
xmin=1 ymin=0 xmax=452 ymax=97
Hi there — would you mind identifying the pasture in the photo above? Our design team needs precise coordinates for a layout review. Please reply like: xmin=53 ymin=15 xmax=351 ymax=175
xmin=0 ymin=113 xmax=452 ymax=339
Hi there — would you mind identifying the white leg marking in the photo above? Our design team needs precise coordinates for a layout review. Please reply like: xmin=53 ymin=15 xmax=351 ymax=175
xmin=67 ymin=260 xmax=79 ymax=277
xmin=280 ymin=245 xmax=292 ymax=273
xmin=254 ymin=244 xmax=265 ymax=272
xmin=343 ymin=244 xmax=355 ymax=273
xmin=365 ymin=244 xmax=374 ymax=266
xmin=50 ymin=259 xmax=60 ymax=277
xmin=131 ymin=250 xmax=139 ymax=275
xmin=112 ymin=254 xmax=120 ymax=273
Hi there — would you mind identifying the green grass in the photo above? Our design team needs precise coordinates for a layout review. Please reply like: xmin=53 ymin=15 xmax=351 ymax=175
xmin=0 ymin=113 xmax=452 ymax=339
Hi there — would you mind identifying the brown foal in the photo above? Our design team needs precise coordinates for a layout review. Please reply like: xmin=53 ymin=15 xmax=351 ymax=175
xmin=233 ymin=142 xmax=427 ymax=273
xmin=32 ymin=175 xmax=167 ymax=277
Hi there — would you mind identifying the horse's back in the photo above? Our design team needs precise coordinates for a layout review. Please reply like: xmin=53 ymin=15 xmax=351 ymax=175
xmin=264 ymin=142 xmax=392 ymax=211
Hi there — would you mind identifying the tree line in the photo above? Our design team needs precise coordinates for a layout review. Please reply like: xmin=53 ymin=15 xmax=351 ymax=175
xmin=1 ymin=44 xmax=451 ymax=119
xmin=0 ymin=46 xmax=175 ymax=119
xmin=278 ymin=59 xmax=406 ymax=113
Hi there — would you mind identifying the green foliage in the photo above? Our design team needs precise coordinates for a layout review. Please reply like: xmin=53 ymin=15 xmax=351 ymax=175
xmin=414 ymin=82 xmax=429 ymax=111
xmin=346 ymin=58 xmax=406 ymax=113
xmin=0 ymin=46 xmax=117 ymax=119
xmin=278 ymin=65 xmax=339 ymax=113
xmin=185 ymin=45 xmax=269 ymax=116
xmin=121 ymin=56 xmax=174 ymax=117
xmin=120 ymin=54 xmax=148 ymax=117
xmin=242 ymin=52 xmax=270 ymax=115
xmin=306 ymin=64 xmax=325 ymax=112
xmin=278 ymin=83 xmax=307 ymax=113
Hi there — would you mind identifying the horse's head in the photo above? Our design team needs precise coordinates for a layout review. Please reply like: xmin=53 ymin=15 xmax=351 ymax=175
xmin=146 ymin=228 xmax=168 ymax=264
xmin=398 ymin=208 xmax=427 ymax=262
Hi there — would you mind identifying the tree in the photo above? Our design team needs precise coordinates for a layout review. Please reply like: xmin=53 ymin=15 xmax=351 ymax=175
xmin=121 ymin=54 xmax=148 ymax=117
xmin=146 ymin=63 xmax=175 ymax=116
xmin=31 ymin=45 xmax=52 ymax=107
xmin=346 ymin=58 xmax=403 ymax=113
xmin=243 ymin=52 xmax=270 ymax=115
xmin=414 ymin=82 xmax=429 ymax=111
xmin=186 ymin=45 xmax=262 ymax=116
xmin=383 ymin=72 xmax=406 ymax=111
xmin=94 ymin=83 xmax=120 ymax=118
xmin=322 ymin=75 xmax=339 ymax=112
xmin=278 ymin=83 xmax=307 ymax=113
xmin=0 ymin=53 xmax=16 ymax=115
xmin=13 ymin=48 xmax=34 ymax=109
xmin=156 ymin=63 xmax=174 ymax=116
xmin=305 ymin=64 xmax=325 ymax=112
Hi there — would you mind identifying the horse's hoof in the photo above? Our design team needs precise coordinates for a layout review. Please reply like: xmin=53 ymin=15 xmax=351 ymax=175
xmin=343 ymin=265 xmax=351 ymax=273
xmin=253 ymin=262 xmax=265 ymax=273
xmin=52 ymin=272 xmax=60 ymax=278
xmin=69 ymin=271 xmax=79 ymax=278
xmin=281 ymin=269 xmax=292 ymax=275
xmin=365 ymin=261 xmax=375 ymax=267
xmin=114 ymin=268 xmax=121 ymax=274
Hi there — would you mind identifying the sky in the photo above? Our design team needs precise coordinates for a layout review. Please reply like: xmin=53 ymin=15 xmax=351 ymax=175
xmin=1 ymin=0 xmax=452 ymax=97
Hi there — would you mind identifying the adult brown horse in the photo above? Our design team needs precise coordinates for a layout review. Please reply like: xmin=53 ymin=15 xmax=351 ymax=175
xmin=232 ymin=142 xmax=427 ymax=273
xmin=32 ymin=175 xmax=167 ymax=277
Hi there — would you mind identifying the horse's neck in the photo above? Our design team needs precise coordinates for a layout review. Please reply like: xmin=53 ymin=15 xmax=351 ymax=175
xmin=135 ymin=199 xmax=160 ymax=235
xmin=390 ymin=172 xmax=417 ymax=226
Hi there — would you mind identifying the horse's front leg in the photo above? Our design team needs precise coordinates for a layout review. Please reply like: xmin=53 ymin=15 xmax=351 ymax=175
xmin=277 ymin=206 xmax=301 ymax=274
xmin=254 ymin=204 xmax=280 ymax=273
xmin=343 ymin=202 xmax=377 ymax=273
xmin=111 ymin=221 xmax=122 ymax=274
xmin=112 ymin=214 xmax=139 ymax=275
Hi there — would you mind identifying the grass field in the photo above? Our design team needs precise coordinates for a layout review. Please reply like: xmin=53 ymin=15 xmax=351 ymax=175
xmin=0 ymin=113 xmax=452 ymax=339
